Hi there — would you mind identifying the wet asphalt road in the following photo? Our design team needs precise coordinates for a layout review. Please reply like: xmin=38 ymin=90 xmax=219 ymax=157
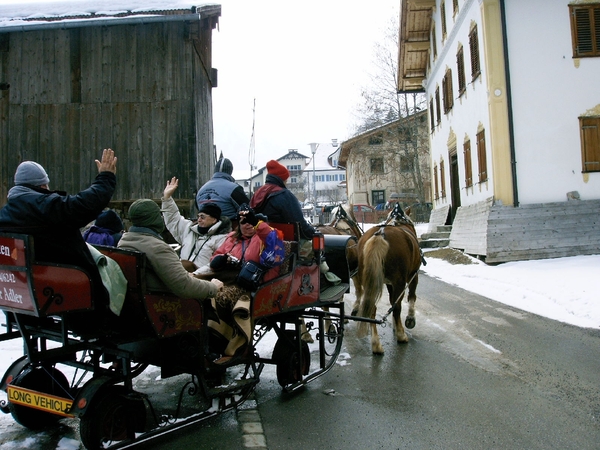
xmin=147 ymin=272 xmax=600 ymax=449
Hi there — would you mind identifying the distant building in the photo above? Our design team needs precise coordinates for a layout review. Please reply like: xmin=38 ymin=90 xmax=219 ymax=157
xmin=339 ymin=113 xmax=431 ymax=210
xmin=236 ymin=142 xmax=347 ymax=206
xmin=305 ymin=140 xmax=347 ymax=206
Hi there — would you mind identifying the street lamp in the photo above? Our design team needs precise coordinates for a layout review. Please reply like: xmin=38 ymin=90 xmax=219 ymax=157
xmin=309 ymin=143 xmax=318 ymax=222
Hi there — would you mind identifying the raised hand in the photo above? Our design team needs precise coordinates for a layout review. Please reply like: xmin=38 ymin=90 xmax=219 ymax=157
xmin=163 ymin=177 xmax=179 ymax=199
xmin=95 ymin=148 xmax=117 ymax=174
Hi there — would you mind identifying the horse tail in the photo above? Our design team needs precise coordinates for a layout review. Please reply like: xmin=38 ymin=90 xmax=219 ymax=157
xmin=357 ymin=233 xmax=389 ymax=337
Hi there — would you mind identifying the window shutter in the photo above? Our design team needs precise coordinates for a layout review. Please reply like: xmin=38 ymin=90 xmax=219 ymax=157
xmin=434 ymin=165 xmax=439 ymax=200
xmin=476 ymin=130 xmax=487 ymax=182
xmin=580 ymin=117 xmax=600 ymax=172
xmin=571 ymin=5 xmax=600 ymax=57
xmin=457 ymin=47 xmax=466 ymax=94
xmin=463 ymin=140 xmax=473 ymax=187
xmin=435 ymin=87 xmax=441 ymax=123
xmin=440 ymin=160 xmax=446 ymax=198
xmin=469 ymin=26 xmax=481 ymax=80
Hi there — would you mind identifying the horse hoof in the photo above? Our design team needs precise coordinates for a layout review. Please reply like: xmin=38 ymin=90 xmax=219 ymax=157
xmin=405 ymin=316 xmax=416 ymax=329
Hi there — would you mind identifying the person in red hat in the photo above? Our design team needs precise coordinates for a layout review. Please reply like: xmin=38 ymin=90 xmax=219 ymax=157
xmin=250 ymin=159 xmax=316 ymax=240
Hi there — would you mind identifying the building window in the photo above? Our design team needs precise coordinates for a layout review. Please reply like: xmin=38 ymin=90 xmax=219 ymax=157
xmin=579 ymin=116 xmax=600 ymax=172
xmin=432 ymin=23 xmax=437 ymax=60
xmin=469 ymin=25 xmax=481 ymax=81
xmin=429 ymin=97 xmax=435 ymax=131
xmin=435 ymin=87 xmax=441 ymax=124
xmin=453 ymin=0 xmax=459 ymax=17
xmin=463 ymin=139 xmax=473 ymax=187
xmin=400 ymin=155 xmax=414 ymax=172
xmin=440 ymin=159 xmax=446 ymax=198
xmin=368 ymin=134 xmax=383 ymax=145
xmin=370 ymin=158 xmax=384 ymax=174
xmin=441 ymin=1 xmax=447 ymax=40
xmin=476 ymin=129 xmax=488 ymax=182
xmin=372 ymin=190 xmax=385 ymax=205
xmin=457 ymin=46 xmax=466 ymax=96
xmin=570 ymin=4 xmax=600 ymax=57
xmin=290 ymin=177 xmax=297 ymax=183
xmin=434 ymin=164 xmax=439 ymax=200
xmin=442 ymin=68 xmax=454 ymax=113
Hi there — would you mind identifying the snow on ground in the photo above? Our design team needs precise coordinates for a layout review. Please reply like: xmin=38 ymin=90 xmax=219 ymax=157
xmin=0 ymin=221 xmax=598 ymax=448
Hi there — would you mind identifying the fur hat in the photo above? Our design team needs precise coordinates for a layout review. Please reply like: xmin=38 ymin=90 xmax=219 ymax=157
xmin=198 ymin=202 xmax=221 ymax=220
xmin=14 ymin=161 xmax=50 ymax=186
xmin=95 ymin=210 xmax=124 ymax=233
xmin=128 ymin=199 xmax=165 ymax=234
xmin=214 ymin=158 xmax=233 ymax=175
xmin=266 ymin=160 xmax=290 ymax=181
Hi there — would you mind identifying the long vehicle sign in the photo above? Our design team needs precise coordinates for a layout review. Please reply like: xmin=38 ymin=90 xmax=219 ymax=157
xmin=7 ymin=384 xmax=74 ymax=417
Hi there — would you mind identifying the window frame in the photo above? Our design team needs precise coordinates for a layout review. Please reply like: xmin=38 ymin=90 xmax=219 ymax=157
xmin=370 ymin=157 xmax=384 ymax=175
xmin=469 ymin=25 xmax=481 ymax=81
xmin=476 ymin=129 xmax=488 ymax=183
xmin=440 ymin=159 xmax=446 ymax=198
xmin=579 ymin=116 xmax=600 ymax=172
xmin=442 ymin=68 xmax=454 ymax=114
xmin=457 ymin=46 xmax=466 ymax=96
xmin=434 ymin=164 xmax=439 ymax=200
xmin=463 ymin=139 xmax=473 ymax=187
xmin=570 ymin=4 xmax=600 ymax=58
xmin=435 ymin=87 xmax=442 ymax=124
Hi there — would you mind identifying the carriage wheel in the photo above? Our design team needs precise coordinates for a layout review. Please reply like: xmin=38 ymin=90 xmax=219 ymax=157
xmin=273 ymin=330 xmax=310 ymax=387
xmin=9 ymin=366 xmax=70 ymax=430
xmin=79 ymin=387 xmax=145 ymax=450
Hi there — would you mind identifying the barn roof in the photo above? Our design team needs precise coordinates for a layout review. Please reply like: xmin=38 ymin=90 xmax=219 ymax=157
xmin=0 ymin=1 xmax=220 ymax=32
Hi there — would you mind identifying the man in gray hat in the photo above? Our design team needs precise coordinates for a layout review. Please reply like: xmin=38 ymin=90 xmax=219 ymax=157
xmin=0 ymin=149 xmax=118 ymax=306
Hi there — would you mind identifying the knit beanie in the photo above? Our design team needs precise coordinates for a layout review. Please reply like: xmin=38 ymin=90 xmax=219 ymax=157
xmin=266 ymin=160 xmax=290 ymax=181
xmin=128 ymin=199 xmax=165 ymax=233
xmin=214 ymin=158 xmax=233 ymax=175
xmin=198 ymin=202 xmax=221 ymax=220
xmin=95 ymin=210 xmax=124 ymax=233
xmin=14 ymin=161 xmax=50 ymax=186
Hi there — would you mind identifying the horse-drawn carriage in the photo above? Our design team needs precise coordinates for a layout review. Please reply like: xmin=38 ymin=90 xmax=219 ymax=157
xmin=0 ymin=223 xmax=356 ymax=449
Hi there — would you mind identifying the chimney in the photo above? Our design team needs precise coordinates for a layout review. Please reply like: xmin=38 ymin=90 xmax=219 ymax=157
xmin=332 ymin=139 xmax=338 ymax=147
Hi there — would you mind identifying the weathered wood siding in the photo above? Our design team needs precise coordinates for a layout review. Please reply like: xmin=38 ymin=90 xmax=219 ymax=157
xmin=426 ymin=204 xmax=450 ymax=233
xmin=486 ymin=199 xmax=600 ymax=263
xmin=449 ymin=198 xmax=492 ymax=256
xmin=0 ymin=19 xmax=216 ymax=209
xmin=449 ymin=198 xmax=600 ymax=263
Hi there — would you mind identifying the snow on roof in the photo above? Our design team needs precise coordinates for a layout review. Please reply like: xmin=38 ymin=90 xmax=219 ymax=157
xmin=308 ymin=142 xmax=343 ymax=171
xmin=0 ymin=1 xmax=218 ymax=30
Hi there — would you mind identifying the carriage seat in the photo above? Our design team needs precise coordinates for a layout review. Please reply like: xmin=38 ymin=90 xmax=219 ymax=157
xmin=0 ymin=233 xmax=94 ymax=317
xmin=268 ymin=222 xmax=300 ymax=275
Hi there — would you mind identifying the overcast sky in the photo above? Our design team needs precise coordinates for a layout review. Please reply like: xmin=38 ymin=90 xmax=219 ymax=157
xmin=211 ymin=0 xmax=400 ymax=179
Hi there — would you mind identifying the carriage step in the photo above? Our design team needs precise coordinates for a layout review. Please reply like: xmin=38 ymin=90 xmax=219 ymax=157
xmin=319 ymin=283 xmax=349 ymax=303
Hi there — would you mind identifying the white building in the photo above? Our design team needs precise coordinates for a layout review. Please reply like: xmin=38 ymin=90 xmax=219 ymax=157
xmin=399 ymin=0 xmax=600 ymax=262
xmin=305 ymin=140 xmax=347 ymax=206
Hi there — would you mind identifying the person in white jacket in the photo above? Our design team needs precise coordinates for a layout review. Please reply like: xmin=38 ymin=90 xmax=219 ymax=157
xmin=161 ymin=177 xmax=231 ymax=275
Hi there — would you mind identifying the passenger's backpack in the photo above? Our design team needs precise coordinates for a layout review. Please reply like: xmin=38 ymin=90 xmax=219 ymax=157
xmin=259 ymin=228 xmax=286 ymax=268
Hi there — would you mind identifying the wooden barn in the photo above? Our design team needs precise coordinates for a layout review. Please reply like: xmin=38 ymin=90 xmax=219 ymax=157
xmin=0 ymin=1 xmax=221 ymax=216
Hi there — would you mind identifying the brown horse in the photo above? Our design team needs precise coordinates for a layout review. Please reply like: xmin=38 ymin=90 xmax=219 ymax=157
xmin=352 ymin=208 xmax=421 ymax=354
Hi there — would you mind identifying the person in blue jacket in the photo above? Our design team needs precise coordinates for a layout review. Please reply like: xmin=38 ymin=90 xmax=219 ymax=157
xmin=196 ymin=157 xmax=250 ymax=227
xmin=0 ymin=149 xmax=118 ymax=306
